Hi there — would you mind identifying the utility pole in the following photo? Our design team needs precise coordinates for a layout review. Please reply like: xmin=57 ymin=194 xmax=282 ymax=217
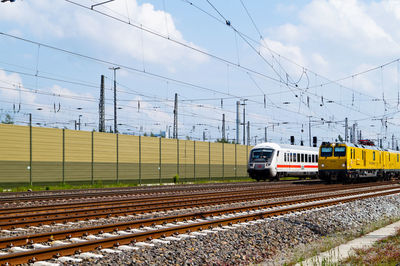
xmin=109 ymin=66 xmax=120 ymax=133
xmin=242 ymin=99 xmax=247 ymax=145
xmin=173 ymin=93 xmax=178 ymax=139
xmin=74 ymin=120 xmax=77 ymax=130
xmin=352 ymin=123 xmax=356 ymax=143
xmin=203 ymin=131 xmax=206 ymax=141
xmin=236 ymin=101 xmax=240 ymax=144
xmin=78 ymin=115 xmax=82 ymax=130
xmin=247 ymin=121 xmax=250 ymax=146
xmin=29 ymin=113 xmax=32 ymax=186
xmin=99 ymin=75 xmax=105 ymax=132
xmin=392 ymin=134 xmax=395 ymax=150
xmin=308 ymin=116 xmax=311 ymax=146
xmin=345 ymin=117 xmax=348 ymax=142
xmin=264 ymin=126 xmax=267 ymax=142
xmin=222 ymin=114 xmax=225 ymax=141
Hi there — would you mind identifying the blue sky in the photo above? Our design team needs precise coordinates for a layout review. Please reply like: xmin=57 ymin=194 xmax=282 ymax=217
xmin=1 ymin=0 xmax=400 ymax=147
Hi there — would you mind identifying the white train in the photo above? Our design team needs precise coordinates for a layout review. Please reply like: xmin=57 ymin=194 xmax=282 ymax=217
xmin=247 ymin=142 xmax=319 ymax=181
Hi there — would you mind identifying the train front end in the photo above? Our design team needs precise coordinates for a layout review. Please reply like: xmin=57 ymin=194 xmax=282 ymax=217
xmin=318 ymin=142 xmax=348 ymax=182
xmin=247 ymin=146 xmax=277 ymax=181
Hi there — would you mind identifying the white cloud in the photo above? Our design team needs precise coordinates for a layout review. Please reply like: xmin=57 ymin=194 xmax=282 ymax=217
xmin=0 ymin=0 xmax=207 ymax=69
xmin=260 ymin=38 xmax=306 ymax=80
xmin=272 ymin=23 xmax=306 ymax=44
xmin=298 ymin=0 xmax=399 ymax=57
xmin=0 ymin=70 xmax=36 ymax=106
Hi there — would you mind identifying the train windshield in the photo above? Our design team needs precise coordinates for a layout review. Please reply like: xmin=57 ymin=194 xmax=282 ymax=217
xmin=250 ymin=148 xmax=274 ymax=162
xmin=320 ymin=147 xmax=333 ymax=157
xmin=334 ymin=146 xmax=346 ymax=157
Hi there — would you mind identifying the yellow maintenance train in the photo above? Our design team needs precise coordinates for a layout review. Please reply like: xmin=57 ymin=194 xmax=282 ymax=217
xmin=318 ymin=141 xmax=400 ymax=183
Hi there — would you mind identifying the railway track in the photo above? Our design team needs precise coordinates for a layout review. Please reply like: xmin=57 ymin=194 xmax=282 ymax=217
xmin=0 ymin=182 xmax=394 ymax=230
xmin=0 ymin=181 xmax=304 ymax=203
xmin=0 ymin=184 xmax=399 ymax=265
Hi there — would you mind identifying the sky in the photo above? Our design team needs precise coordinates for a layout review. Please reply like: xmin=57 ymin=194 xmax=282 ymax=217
xmin=1 ymin=0 xmax=400 ymax=147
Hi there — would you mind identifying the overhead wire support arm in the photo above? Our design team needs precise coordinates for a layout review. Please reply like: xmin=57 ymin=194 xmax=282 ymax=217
xmin=91 ymin=0 xmax=115 ymax=10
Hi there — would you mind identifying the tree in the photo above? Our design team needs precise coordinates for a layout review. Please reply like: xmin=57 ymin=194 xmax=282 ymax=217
xmin=338 ymin=135 xmax=344 ymax=142
xmin=216 ymin=138 xmax=235 ymax=144
xmin=1 ymin=114 xmax=14 ymax=124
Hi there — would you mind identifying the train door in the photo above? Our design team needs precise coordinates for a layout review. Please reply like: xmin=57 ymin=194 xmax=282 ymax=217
xmin=363 ymin=150 xmax=366 ymax=167
xmin=356 ymin=149 xmax=360 ymax=166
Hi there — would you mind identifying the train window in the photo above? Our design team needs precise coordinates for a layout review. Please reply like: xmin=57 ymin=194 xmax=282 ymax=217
xmin=316 ymin=155 xmax=318 ymax=161
xmin=305 ymin=154 xmax=308 ymax=162
xmin=297 ymin=153 xmax=300 ymax=162
xmin=301 ymin=154 xmax=304 ymax=162
xmin=389 ymin=154 xmax=391 ymax=161
xmin=284 ymin=153 xmax=287 ymax=162
xmin=373 ymin=152 xmax=375 ymax=161
xmin=350 ymin=149 xmax=353 ymax=159
xmin=398 ymin=154 xmax=399 ymax=162
xmin=320 ymin=147 xmax=332 ymax=157
xmin=308 ymin=154 xmax=312 ymax=162
xmin=250 ymin=149 xmax=274 ymax=162
xmin=293 ymin=153 xmax=297 ymax=162
xmin=334 ymin=146 xmax=346 ymax=157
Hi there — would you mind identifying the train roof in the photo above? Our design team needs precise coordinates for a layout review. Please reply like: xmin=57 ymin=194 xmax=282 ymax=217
xmin=251 ymin=142 xmax=318 ymax=152
xmin=326 ymin=142 xmax=400 ymax=153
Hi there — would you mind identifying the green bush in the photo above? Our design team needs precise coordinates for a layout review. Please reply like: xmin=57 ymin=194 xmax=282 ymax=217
xmin=173 ymin=174 xmax=179 ymax=184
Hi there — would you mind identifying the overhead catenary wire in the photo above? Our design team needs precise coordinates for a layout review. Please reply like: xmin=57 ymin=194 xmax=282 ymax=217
xmin=0 ymin=31 xmax=322 ymax=122
xmin=181 ymin=0 xmax=378 ymax=102
xmin=2 ymin=2 xmax=399 ymax=143
xmin=63 ymin=0 xmax=344 ymax=116
xmin=63 ymin=0 xmax=386 ymax=123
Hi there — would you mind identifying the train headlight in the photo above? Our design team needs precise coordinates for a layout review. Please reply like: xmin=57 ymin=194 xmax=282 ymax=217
xmin=249 ymin=163 xmax=254 ymax=168
xmin=321 ymin=164 xmax=325 ymax=168
xmin=342 ymin=163 xmax=346 ymax=168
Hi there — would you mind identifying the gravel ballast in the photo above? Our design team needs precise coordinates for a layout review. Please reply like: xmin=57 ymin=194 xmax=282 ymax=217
xmin=53 ymin=193 xmax=400 ymax=265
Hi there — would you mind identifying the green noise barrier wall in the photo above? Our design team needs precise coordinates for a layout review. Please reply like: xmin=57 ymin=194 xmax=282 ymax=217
xmin=0 ymin=124 xmax=251 ymax=185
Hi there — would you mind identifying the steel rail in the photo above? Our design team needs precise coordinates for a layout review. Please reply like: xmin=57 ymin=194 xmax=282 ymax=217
xmin=0 ymin=182 xmax=391 ymax=215
xmin=0 ymin=183 xmax=355 ymax=217
xmin=0 ymin=181 xmax=297 ymax=202
xmin=0 ymin=183 xmax=392 ymax=229
xmin=1 ymin=186 xmax=399 ymax=250
xmin=0 ymin=188 xmax=399 ymax=265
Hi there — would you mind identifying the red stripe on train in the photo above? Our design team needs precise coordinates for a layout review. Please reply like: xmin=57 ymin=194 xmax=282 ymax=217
xmin=277 ymin=164 xmax=318 ymax=168
xmin=277 ymin=165 xmax=301 ymax=168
